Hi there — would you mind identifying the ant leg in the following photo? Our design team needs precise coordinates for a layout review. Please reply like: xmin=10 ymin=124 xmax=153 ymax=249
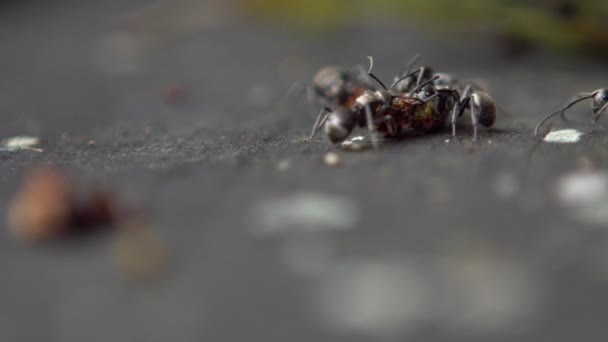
xmin=460 ymin=85 xmax=473 ymax=102
xmin=593 ymin=102 xmax=608 ymax=124
xmin=415 ymin=67 xmax=427 ymax=87
xmin=451 ymin=97 xmax=469 ymax=138
xmin=308 ymin=107 xmax=331 ymax=140
xmin=452 ymin=87 xmax=473 ymax=138
xmin=365 ymin=104 xmax=379 ymax=148
xmin=383 ymin=115 xmax=398 ymax=136
xmin=451 ymin=102 xmax=460 ymax=138
xmin=469 ymin=97 xmax=479 ymax=141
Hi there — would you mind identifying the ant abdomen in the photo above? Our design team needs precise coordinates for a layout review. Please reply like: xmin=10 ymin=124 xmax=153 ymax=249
xmin=473 ymin=92 xmax=497 ymax=127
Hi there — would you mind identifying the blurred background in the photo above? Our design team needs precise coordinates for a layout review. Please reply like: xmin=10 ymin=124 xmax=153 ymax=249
xmin=2 ymin=0 xmax=608 ymax=341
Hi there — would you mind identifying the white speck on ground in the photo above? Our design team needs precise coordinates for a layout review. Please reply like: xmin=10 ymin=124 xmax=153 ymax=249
xmin=436 ymin=246 xmax=542 ymax=333
xmin=557 ymin=171 xmax=608 ymax=205
xmin=250 ymin=192 xmax=359 ymax=235
xmin=543 ymin=129 xmax=584 ymax=143
xmin=316 ymin=259 xmax=432 ymax=338
xmin=556 ymin=170 xmax=608 ymax=225
xmin=276 ymin=159 xmax=292 ymax=171
xmin=281 ymin=233 xmax=334 ymax=278
xmin=492 ymin=172 xmax=521 ymax=199
xmin=0 ymin=136 xmax=42 ymax=152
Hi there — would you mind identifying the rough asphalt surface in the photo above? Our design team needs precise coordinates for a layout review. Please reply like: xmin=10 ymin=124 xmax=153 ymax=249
xmin=3 ymin=1 xmax=608 ymax=341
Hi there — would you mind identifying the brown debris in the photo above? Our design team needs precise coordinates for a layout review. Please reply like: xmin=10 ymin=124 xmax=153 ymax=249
xmin=163 ymin=82 xmax=188 ymax=105
xmin=7 ymin=166 xmax=117 ymax=243
xmin=112 ymin=216 xmax=168 ymax=279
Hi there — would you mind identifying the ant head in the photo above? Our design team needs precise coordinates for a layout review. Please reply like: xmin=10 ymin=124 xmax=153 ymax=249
xmin=324 ymin=107 xmax=356 ymax=144
xmin=594 ymin=89 xmax=608 ymax=107
xmin=472 ymin=92 xmax=497 ymax=127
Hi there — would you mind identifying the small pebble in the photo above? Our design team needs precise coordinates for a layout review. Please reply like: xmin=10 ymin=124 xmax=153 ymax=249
xmin=323 ymin=152 xmax=341 ymax=167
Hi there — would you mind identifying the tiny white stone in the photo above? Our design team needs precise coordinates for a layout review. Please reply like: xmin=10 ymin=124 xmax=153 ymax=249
xmin=543 ymin=129 xmax=584 ymax=143
xmin=444 ymin=139 xmax=450 ymax=143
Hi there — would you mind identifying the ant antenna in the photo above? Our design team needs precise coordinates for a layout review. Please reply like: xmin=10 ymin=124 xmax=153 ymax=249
xmin=389 ymin=67 xmax=430 ymax=90
xmin=366 ymin=56 xmax=388 ymax=90
xmin=402 ymin=54 xmax=421 ymax=77
xmin=390 ymin=74 xmax=414 ymax=90
xmin=410 ymin=75 xmax=440 ymax=94
xmin=534 ymin=92 xmax=597 ymax=136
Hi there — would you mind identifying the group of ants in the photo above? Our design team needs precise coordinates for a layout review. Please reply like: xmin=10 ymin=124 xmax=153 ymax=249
xmin=306 ymin=55 xmax=608 ymax=146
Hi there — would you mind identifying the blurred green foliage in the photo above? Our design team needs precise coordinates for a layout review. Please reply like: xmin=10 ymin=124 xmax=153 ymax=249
xmin=243 ymin=0 xmax=608 ymax=54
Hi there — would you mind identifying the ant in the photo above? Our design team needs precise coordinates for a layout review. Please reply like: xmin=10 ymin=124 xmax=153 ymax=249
xmin=534 ymin=88 xmax=608 ymax=136
xmin=309 ymin=57 xmax=497 ymax=144
xmin=308 ymin=57 xmax=429 ymax=145
xmin=448 ymin=84 xmax=497 ymax=140
xmin=387 ymin=55 xmax=497 ymax=140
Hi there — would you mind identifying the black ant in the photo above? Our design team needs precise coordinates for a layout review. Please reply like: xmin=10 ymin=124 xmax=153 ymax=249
xmin=448 ymin=84 xmax=497 ymax=140
xmin=396 ymin=59 xmax=497 ymax=140
xmin=308 ymin=57 xmax=428 ymax=145
xmin=534 ymin=88 xmax=608 ymax=136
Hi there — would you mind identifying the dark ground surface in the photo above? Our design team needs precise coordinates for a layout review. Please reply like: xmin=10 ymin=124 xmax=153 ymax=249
xmin=3 ymin=1 xmax=608 ymax=341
